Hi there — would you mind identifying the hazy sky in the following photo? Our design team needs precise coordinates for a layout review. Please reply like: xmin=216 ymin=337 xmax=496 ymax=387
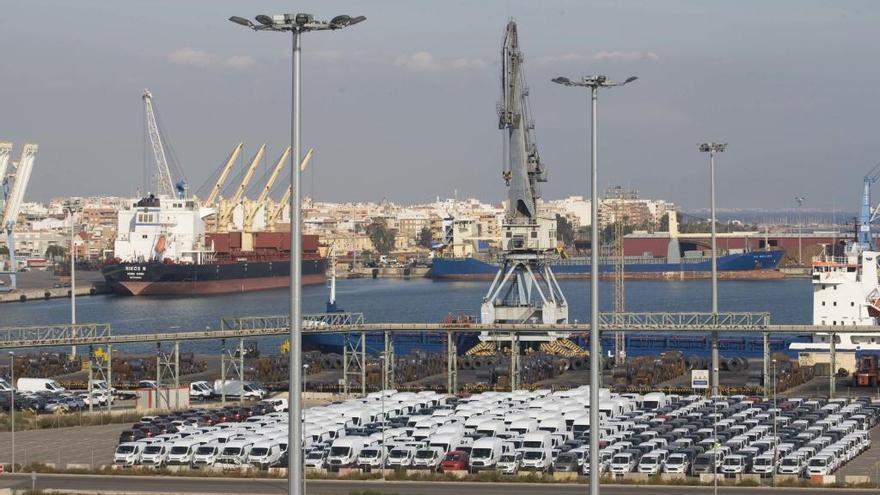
xmin=3 ymin=0 xmax=879 ymax=210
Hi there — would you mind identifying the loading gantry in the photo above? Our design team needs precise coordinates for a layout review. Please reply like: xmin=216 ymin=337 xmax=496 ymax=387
xmin=479 ymin=20 xmax=568 ymax=342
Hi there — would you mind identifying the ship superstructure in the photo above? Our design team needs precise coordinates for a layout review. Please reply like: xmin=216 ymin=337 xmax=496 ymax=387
xmin=791 ymin=163 xmax=880 ymax=352
xmin=479 ymin=20 xmax=568 ymax=341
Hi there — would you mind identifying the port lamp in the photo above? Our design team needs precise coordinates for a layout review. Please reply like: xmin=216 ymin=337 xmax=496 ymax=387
xmin=295 ymin=14 xmax=314 ymax=25
xmin=255 ymin=15 xmax=274 ymax=26
xmin=228 ymin=16 xmax=255 ymax=28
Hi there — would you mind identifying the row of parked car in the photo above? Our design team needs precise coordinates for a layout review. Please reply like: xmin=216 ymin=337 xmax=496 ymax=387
xmin=604 ymin=395 xmax=877 ymax=478
xmin=114 ymin=398 xmax=290 ymax=468
xmin=113 ymin=387 xmax=878 ymax=479
xmin=0 ymin=378 xmax=114 ymax=413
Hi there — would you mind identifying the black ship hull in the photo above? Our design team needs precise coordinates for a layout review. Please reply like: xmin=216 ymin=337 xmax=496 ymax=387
xmin=102 ymin=258 xmax=326 ymax=296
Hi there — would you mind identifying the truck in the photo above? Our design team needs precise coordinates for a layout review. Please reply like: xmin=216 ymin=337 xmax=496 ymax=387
xmin=213 ymin=380 xmax=265 ymax=401
xmin=326 ymin=437 xmax=369 ymax=469
xmin=16 ymin=378 xmax=65 ymax=393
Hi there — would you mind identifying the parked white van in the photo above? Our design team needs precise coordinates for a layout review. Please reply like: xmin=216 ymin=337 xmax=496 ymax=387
xmin=114 ymin=442 xmax=144 ymax=467
xmin=191 ymin=442 xmax=222 ymax=467
xmin=216 ymin=439 xmax=254 ymax=466
xmin=327 ymin=437 xmax=368 ymax=468
xmin=139 ymin=443 xmax=170 ymax=467
xmin=386 ymin=446 xmax=416 ymax=468
xmin=469 ymin=437 xmax=505 ymax=471
xmin=248 ymin=440 xmax=283 ymax=468
xmin=17 ymin=378 xmax=65 ymax=393
xmin=166 ymin=438 xmax=204 ymax=466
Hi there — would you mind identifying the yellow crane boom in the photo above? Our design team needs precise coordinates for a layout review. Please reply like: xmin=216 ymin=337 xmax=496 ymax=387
xmin=267 ymin=148 xmax=314 ymax=229
xmin=204 ymin=143 xmax=242 ymax=205
xmin=243 ymin=146 xmax=290 ymax=231
xmin=216 ymin=144 xmax=265 ymax=231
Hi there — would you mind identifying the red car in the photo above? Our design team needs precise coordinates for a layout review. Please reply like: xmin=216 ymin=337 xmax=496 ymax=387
xmin=439 ymin=451 xmax=469 ymax=472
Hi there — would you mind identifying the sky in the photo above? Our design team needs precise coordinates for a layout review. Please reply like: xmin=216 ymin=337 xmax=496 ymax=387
xmin=2 ymin=0 xmax=879 ymax=210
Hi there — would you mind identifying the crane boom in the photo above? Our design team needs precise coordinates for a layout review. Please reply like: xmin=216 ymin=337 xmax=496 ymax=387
xmin=267 ymin=148 xmax=314 ymax=228
xmin=244 ymin=146 xmax=290 ymax=231
xmin=0 ymin=142 xmax=11 ymax=191
xmin=231 ymin=144 xmax=266 ymax=204
xmin=143 ymin=90 xmax=175 ymax=197
xmin=2 ymin=144 xmax=37 ymax=227
xmin=498 ymin=20 xmax=546 ymax=222
xmin=204 ymin=143 xmax=243 ymax=205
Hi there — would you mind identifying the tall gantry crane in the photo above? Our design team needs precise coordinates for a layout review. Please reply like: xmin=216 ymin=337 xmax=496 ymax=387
xmin=266 ymin=148 xmax=314 ymax=230
xmin=1 ymin=142 xmax=37 ymax=291
xmin=605 ymin=186 xmax=638 ymax=365
xmin=480 ymin=20 xmax=568 ymax=340
xmin=859 ymin=162 xmax=880 ymax=250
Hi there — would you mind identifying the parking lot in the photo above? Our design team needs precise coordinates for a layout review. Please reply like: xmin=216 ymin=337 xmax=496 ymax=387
xmin=0 ymin=423 xmax=129 ymax=467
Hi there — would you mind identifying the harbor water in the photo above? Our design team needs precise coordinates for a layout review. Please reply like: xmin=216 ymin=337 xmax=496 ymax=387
xmin=0 ymin=277 xmax=812 ymax=355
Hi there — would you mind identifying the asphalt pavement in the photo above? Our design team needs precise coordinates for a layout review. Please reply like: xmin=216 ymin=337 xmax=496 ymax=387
xmin=1 ymin=474 xmax=879 ymax=495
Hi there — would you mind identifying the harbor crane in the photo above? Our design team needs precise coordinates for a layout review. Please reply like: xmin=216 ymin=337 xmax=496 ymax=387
xmin=244 ymin=146 xmax=290 ymax=232
xmin=216 ymin=144 xmax=265 ymax=231
xmin=479 ymin=20 xmax=568 ymax=341
xmin=266 ymin=148 xmax=314 ymax=230
xmin=203 ymin=143 xmax=243 ymax=206
xmin=1 ymin=142 xmax=37 ymax=291
xmin=143 ymin=90 xmax=186 ymax=198
xmin=860 ymin=161 xmax=880 ymax=249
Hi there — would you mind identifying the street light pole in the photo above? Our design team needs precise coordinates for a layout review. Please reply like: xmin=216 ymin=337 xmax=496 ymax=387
xmin=228 ymin=14 xmax=365 ymax=495
xmin=380 ymin=353 xmax=386 ymax=478
xmin=552 ymin=74 xmax=637 ymax=495
xmin=772 ymin=359 xmax=778 ymax=486
xmin=699 ymin=142 xmax=726 ymax=396
xmin=66 ymin=202 xmax=80 ymax=359
xmin=9 ymin=351 xmax=14 ymax=474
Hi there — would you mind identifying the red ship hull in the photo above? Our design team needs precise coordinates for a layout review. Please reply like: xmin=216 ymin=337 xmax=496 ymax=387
xmin=109 ymin=272 xmax=326 ymax=296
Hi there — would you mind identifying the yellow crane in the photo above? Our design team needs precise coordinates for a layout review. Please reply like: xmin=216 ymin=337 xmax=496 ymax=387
xmin=216 ymin=144 xmax=265 ymax=231
xmin=266 ymin=148 xmax=314 ymax=230
xmin=204 ymin=143 xmax=243 ymax=206
xmin=243 ymin=146 xmax=290 ymax=232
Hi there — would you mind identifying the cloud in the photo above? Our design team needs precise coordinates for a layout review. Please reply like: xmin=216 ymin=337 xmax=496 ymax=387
xmin=394 ymin=51 xmax=486 ymax=72
xmin=168 ymin=48 xmax=213 ymax=68
xmin=222 ymin=55 xmax=256 ymax=70
xmin=593 ymin=51 xmax=659 ymax=62
xmin=533 ymin=52 xmax=588 ymax=64
xmin=168 ymin=48 xmax=256 ymax=71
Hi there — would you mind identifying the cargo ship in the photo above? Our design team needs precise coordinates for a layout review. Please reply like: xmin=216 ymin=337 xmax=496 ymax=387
xmin=430 ymin=250 xmax=784 ymax=280
xmin=103 ymin=194 xmax=326 ymax=296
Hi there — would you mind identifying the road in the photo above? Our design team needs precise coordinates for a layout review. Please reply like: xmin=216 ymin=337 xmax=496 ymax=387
xmin=0 ymin=474 xmax=878 ymax=495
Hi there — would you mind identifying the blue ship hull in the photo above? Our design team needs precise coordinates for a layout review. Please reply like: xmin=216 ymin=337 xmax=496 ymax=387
xmin=302 ymin=331 xmax=810 ymax=359
xmin=430 ymin=250 xmax=785 ymax=279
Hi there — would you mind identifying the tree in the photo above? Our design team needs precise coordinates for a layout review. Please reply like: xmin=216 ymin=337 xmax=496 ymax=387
xmin=555 ymin=214 xmax=575 ymax=246
xmin=365 ymin=219 xmax=397 ymax=255
xmin=46 ymin=245 xmax=67 ymax=259
xmin=417 ymin=227 xmax=433 ymax=249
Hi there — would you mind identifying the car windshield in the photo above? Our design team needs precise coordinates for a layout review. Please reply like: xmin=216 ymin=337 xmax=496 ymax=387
xmin=116 ymin=445 xmax=135 ymax=454
xmin=471 ymin=448 xmax=492 ymax=458
xmin=143 ymin=446 xmax=163 ymax=454
xmin=169 ymin=446 xmax=189 ymax=455
xmin=250 ymin=448 xmax=269 ymax=456
xmin=361 ymin=449 xmax=379 ymax=458
xmin=222 ymin=447 xmax=242 ymax=456
xmin=694 ymin=455 xmax=710 ymax=466
xmin=307 ymin=452 xmax=324 ymax=460
xmin=668 ymin=455 xmax=685 ymax=463
xmin=642 ymin=456 xmax=658 ymax=465
xmin=523 ymin=451 xmax=544 ymax=460
xmin=613 ymin=455 xmax=630 ymax=464
xmin=782 ymin=458 xmax=798 ymax=466
xmin=557 ymin=454 xmax=575 ymax=463
xmin=196 ymin=446 xmax=216 ymax=455
xmin=500 ymin=454 xmax=516 ymax=462
xmin=330 ymin=447 xmax=350 ymax=457
xmin=389 ymin=450 xmax=408 ymax=458
xmin=523 ymin=441 xmax=542 ymax=449
xmin=444 ymin=453 xmax=463 ymax=461
xmin=416 ymin=450 xmax=436 ymax=459
xmin=724 ymin=458 xmax=741 ymax=465
xmin=809 ymin=458 xmax=826 ymax=467
xmin=754 ymin=458 xmax=771 ymax=466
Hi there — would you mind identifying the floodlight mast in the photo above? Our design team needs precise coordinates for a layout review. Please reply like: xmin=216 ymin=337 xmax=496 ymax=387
xmin=552 ymin=74 xmax=636 ymax=495
xmin=229 ymin=13 xmax=365 ymax=495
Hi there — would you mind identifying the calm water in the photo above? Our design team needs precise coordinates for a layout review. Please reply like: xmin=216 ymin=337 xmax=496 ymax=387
xmin=0 ymin=277 xmax=812 ymax=354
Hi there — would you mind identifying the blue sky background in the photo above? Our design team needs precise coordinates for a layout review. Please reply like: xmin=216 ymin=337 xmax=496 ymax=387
xmin=2 ymin=0 xmax=879 ymax=210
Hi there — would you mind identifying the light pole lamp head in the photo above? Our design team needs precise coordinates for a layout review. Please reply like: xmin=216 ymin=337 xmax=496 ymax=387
xmin=699 ymin=142 xmax=727 ymax=153
xmin=229 ymin=16 xmax=257 ymax=29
